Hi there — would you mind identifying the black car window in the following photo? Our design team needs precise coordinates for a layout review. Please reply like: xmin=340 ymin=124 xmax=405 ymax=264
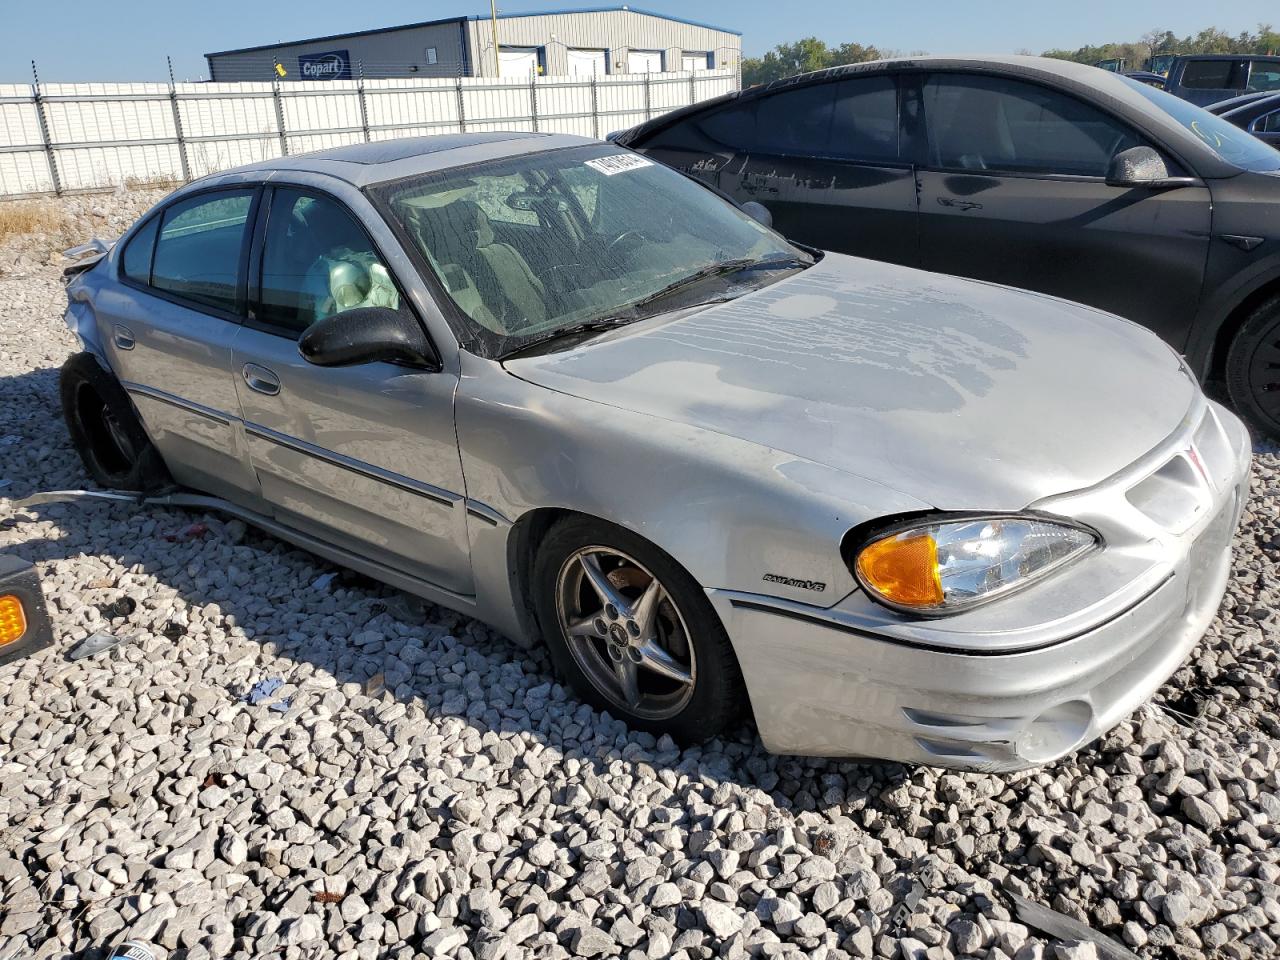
xmin=151 ymin=190 xmax=254 ymax=313
xmin=698 ymin=101 xmax=758 ymax=148
xmin=120 ymin=216 xmax=159 ymax=284
xmin=1247 ymin=64 xmax=1280 ymax=93
xmin=829 ymin=76 xmax=899 ymax=161
xmin=258 ymin=188 xmax=402 ymax=337
xmin=1259 ymin=109 xmax=1280 ymax=134
xmin=1180 ymin=60 xmax=1239 ymax=90
xmin=923 ymin=74 xmax=1142 ymax=177
xmin=755 ymin=83 xmax=839 ymax=155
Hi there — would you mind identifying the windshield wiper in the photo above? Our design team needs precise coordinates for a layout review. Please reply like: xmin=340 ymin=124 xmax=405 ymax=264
xmin=630 ymin=254 xmax=812 ymax=312
xmin=500 ymin=315 xmax=639 ymax=359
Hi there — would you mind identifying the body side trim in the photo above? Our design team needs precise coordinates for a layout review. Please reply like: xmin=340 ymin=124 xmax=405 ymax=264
xmin=242 ymin=421 xmax=462 ymax=507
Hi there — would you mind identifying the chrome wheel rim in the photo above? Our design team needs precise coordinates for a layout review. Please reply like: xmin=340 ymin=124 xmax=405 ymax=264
xmin=554 ymin=546 xmax=696 ymax=720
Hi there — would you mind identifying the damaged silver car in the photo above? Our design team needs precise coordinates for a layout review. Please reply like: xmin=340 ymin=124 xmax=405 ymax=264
xmin=61 ymin=133 xmax=1251 ymax=770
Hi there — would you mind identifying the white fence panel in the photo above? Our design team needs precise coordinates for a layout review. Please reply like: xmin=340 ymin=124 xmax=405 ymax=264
xmin=0 ymin=70 xmax=739 ymax=199
xmin=461 ymin=77 xmax=532 ymax=125
xmin=281 ymin=82 xmax=362 ymax=136
xmin=364 ymin=78 xmax=459 ymax=136
xmin=649 ymin=72 xmax=697 ymax=110
xmin=0 ymin=84 xmax=42 ymax=148
xmin=54 ymin=143 xmax=183 ymax=191
xmin=186 ymin=138 xmax=280 ymax=180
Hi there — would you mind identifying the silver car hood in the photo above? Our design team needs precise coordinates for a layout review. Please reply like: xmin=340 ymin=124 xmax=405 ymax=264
xmin=506 ymin=254 xmax=1195 ymax=510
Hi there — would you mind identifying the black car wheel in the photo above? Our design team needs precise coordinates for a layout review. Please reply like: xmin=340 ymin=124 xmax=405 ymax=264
xmin=1226 ymin=295 xmax=1280 ymax=439
xmin=60 ymin=352 xmax=171 ymax=492
xmin=532 ymin=515 xmax=746 ymax=743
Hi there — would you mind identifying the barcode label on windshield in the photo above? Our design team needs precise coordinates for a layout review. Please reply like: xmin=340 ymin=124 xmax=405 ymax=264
xmin=585 ymin=154 xmax=653 ymax=175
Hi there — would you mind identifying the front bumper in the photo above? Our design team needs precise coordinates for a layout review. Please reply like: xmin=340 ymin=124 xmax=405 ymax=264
xmin=713 ymin=398 xmax=1251 ymax=771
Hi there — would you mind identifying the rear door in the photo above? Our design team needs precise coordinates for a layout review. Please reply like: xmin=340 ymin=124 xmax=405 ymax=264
xmin=915 ymin=71 xmax=1212 ymax=347
xmin=101 ymin=186 xmax=262 ymax=504
xmin=231 ymin=183 xmax=473 ymax=594
xmin=729 ymin=75 xmax=918 ymax=264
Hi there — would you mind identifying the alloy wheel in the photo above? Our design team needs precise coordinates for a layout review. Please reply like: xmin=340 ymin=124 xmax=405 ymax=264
xmin=554 ymin=545 xmax=696 ymax=720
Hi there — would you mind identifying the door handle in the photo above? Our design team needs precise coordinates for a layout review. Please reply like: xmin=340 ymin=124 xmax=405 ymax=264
xmin=241 ymin=363 xmax=280 ymax=396
xmin=112 ymin=324 xmax=135 ymax=350
xmin=937 ymin=196 xmax=983 ymax=211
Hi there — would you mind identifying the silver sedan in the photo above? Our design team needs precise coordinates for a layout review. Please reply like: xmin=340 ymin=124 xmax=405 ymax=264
xmin=61 ymin=133 xmax=1251 ymax=771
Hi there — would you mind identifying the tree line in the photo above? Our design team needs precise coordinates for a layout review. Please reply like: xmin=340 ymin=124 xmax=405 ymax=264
xmin=741 ymin=25 xmax=1279 ymax=87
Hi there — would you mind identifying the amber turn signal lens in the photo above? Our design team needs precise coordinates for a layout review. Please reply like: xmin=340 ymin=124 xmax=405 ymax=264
xmin=0 ymin=595 xmax=27 ymax=647
xmin=855 ymin=532 xmax=944 ymax=608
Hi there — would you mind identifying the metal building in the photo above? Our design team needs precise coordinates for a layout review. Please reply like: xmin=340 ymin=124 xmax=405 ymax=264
xmin=204 ymin=6 xmax=741 ymax=82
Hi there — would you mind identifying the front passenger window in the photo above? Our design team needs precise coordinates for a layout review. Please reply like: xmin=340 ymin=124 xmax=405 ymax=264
xmin=258 ymin=189 xmax=401 ymax=337
xmin=923 ymin=74 xmax=1143 ymax=177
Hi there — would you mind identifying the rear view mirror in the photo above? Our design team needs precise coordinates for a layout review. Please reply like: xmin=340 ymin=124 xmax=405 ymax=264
xmin=299 ymin=307 xmax=435 ymax=368
xmin=1105 ymin=146 xmax=1196 ymax=189
xmin=741 ymin=201 xmax=773 ymax=228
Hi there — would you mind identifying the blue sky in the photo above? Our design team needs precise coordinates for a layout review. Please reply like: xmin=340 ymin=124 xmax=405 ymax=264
xmin=5 ymin=0 xmax=1278 ymax=81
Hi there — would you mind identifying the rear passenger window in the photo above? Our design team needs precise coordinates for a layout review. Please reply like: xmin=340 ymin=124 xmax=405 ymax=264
xmin=829 ymin=77 xmax=898 ymax=160
xmin=151 ymin=190 xmax=254 ymax=313
xmin=755 ymin=83 xmax=840 ymax=156
xmin=923 ymin=74 xmax=1142 ymax=177
xmin=121 ymin=216 xmax=158 ymax=284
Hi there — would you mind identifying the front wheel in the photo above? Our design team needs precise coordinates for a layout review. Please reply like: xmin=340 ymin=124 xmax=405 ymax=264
xmin=532 ymin=516 xmax=746 ymax=743
xmin=1226 ymin=294 xmax=1280 ymax=440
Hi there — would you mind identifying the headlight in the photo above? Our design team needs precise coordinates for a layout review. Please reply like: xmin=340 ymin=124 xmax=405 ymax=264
xmin=853 ymin=515 xmax=1098 ymax=614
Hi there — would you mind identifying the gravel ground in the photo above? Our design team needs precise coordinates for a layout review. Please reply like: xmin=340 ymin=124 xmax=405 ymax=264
xmin=2 ymin=190 xmax=1280 ymax=960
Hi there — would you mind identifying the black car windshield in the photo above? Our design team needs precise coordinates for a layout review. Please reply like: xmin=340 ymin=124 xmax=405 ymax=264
xmin=1121 ymin=77 xmax=1280 ymax=173
xmin=373 ymin=144 xmax=810 ymax=356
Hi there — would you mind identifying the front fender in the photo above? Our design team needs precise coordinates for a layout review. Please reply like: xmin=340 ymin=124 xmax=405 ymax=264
xmin=456 ymin=354 xmax=930 ymax=634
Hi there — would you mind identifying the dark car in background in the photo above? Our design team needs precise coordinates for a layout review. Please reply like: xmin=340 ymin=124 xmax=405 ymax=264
xmin=1217 ymin=92 xmax=1280 ymax=148
xmin=614 ymin=56 xmax=1280 ymax=438
xmin=1162 ymin=54 xmax=1280 ymax=106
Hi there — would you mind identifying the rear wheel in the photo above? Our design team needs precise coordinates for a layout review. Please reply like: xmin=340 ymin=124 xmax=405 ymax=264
xmin=60 ymin=352 xmax=170 ymax=492
xmin=532 ymin=516 xmax=746 ymax=743
xmin=1226 ymin=294 xmax=1280 ymax=440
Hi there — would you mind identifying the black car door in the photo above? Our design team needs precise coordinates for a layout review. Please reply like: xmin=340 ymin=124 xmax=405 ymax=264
xmin=730 ymin=76 xmax=918 ymax=264
xmin=914 ymin=72 xmax=1212 ymax=348
xmin=633 ymin=75 xmax=919 ymax=265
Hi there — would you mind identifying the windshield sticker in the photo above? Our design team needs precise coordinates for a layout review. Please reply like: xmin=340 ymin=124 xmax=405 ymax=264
xmin=585 ymin=154 xmax=653 ymax=176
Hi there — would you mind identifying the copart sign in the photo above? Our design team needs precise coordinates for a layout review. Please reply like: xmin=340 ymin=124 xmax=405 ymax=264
xmin=298 ymin=49 xmax=352 ymax=80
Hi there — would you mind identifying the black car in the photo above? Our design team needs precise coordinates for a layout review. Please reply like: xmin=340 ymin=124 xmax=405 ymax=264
xmin=1161 ymin=54 xmax=1280 ymax=107
xmin=613 ymin=56 xmax=1280 ymax=437
xmin=1219 ymin=92 xmax=1280 ymax=149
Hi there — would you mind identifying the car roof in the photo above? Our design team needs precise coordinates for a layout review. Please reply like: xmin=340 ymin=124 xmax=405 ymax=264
xmin=615 ymin=54 xmax=1246 ymax=179
xmin=1172 ymin=54 xmax=1280 ymax=62
xmin=199 ymin=131 xmax=600 ymax=189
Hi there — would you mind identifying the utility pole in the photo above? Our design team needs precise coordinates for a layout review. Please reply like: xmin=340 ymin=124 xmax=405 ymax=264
xmin=490 ymin=0 xmax=501 ymax=76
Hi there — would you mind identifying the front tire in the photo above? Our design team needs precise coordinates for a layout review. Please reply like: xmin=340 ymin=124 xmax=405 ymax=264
xmin=531 ymin=516 xmax=746 ymax=743
xmin=60 ymin=352 xmax=171 ymax=492
xmin=1226 ymin=294 xmax=1280 ymax=440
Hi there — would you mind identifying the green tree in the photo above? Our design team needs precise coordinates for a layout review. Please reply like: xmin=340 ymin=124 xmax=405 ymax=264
xmin=741 ymin=37 xmax=883 ymax=87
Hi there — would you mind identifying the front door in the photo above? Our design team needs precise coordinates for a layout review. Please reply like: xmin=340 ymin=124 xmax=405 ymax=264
xmin=728 ymin=75 xmax=919 ymax=265
xmin=915 ymin=72 xmax=1211 ymax=348
xmin=102 ymin=186 xmax=262 ymax=504
xmin=231 ymin=185 xmax=472 ymax=594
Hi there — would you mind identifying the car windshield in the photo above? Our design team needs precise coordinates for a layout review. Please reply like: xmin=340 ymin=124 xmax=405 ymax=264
xmin=373 ymin=144 xmax=809 ymax=357
xmin=1121 ymin=76 xmax=1280 ymax=173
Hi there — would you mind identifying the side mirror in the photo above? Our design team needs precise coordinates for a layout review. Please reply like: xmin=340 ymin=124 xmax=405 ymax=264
xmin=1105 ymin=146 xmax=1196 ymax=189
xmin=741 ymin=200 xmax=773 ymax=228
xmin=298 ymin=307 xmax=434 ymax=368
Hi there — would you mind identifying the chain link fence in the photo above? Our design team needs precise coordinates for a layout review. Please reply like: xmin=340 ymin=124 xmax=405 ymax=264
xmin=0 ymin=69 xmax=738 ymax=200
